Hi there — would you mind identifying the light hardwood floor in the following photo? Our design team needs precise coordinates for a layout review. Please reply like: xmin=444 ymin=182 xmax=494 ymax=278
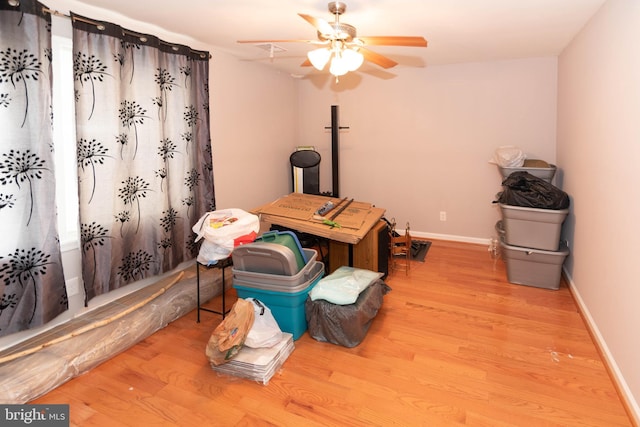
xmin=32 ymin=240 xmax=635 ymax=426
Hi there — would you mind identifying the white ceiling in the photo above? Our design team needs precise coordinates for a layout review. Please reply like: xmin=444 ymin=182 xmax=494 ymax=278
xmin=72 ymin=0 xmax=606 ymax=78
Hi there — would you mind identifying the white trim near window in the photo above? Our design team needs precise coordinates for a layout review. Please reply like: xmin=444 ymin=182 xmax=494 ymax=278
xmin=52 ymin=34 xmax=79 ymax=251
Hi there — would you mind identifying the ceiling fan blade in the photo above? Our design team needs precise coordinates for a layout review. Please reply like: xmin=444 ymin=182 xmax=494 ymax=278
xmin=359 ymin=48 xmax=398 ymax=69
xmin=357 ymin=36 xmax=428 ymax=47
xmin=298 ymin=13 xmax=335 ymax=37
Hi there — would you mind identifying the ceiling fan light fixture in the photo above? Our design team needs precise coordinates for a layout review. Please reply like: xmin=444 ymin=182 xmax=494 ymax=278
xmin=329 ymin=53 xmax=349 ymax=77
xmin=342 ymin=48 xmax=364 ymax=71
xmin=307 ymin=47 xmax=331 ymax=70
xmin=235 ymin=2 xmax=427 ymax=80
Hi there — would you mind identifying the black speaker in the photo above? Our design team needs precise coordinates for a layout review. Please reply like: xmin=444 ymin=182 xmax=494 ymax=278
xmin=377 ymin=223 xmax=390 ymax=279
xmin=290 ymin=150 xmax=321 ymax=195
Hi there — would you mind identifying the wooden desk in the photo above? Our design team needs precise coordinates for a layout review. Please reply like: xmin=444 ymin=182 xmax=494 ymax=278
xmin=252 ymin=193 xmax=387 ymax=273
xmin=328 ymin=219 xmax=389 ymax=275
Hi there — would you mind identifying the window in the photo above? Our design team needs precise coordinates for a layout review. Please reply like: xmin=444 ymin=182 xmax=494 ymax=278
xmin=52 ymin=33 xmax=79 ymax=250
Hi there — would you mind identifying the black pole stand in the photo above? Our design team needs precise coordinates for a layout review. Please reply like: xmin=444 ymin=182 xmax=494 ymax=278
xmin=324 ymin=105 xmax=350 ymax=198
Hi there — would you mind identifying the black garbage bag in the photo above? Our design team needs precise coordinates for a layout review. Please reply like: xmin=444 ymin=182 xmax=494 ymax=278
xmin=496 ymin=171 xmax=570 ymax=210
xmin=305 ymin=280 xmax=391 ymax=348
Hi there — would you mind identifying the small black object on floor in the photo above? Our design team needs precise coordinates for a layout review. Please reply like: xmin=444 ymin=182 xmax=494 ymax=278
xmin=410 ymin=240 xmax=431 ymax=262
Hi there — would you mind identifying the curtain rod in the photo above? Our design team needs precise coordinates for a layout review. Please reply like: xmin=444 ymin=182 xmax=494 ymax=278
xmin=41 ymin=7 xmax=211 ymax=59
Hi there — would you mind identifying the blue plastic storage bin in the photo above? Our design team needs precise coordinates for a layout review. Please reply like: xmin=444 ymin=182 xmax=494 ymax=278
xmin=233 ymin=261 xmax=323 ymax=340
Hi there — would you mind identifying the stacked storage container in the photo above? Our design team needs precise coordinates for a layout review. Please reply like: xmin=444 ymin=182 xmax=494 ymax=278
xmin=496 ymin=162 xmax=570 ymax=290
xmin=232 ymin=231 xmax=324 ymax=340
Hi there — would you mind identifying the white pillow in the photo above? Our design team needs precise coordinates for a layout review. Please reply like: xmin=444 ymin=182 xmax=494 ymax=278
xmin=309 ymin=266 xmax=383 ymax=305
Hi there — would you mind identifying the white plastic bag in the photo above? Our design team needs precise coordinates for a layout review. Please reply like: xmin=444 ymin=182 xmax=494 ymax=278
xmin=244 ymin=298 xmax=283 ymax=349
xmin=192 ymin=208 xmax=260 ymax=263
xmin=491 ymin=146 xmax=526 ymax=168
xmin=197 ymin=240 xmax=234 ymax=265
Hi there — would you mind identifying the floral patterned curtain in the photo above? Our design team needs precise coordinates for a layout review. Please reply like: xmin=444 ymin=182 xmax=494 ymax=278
xmin=0 ymin=0 xmax=68 ymax=337
xmin=72 ymin=13 xmax=214 ymax=304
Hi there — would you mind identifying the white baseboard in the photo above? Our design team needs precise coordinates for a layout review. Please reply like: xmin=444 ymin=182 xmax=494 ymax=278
xmin=397 ymin=230 xmax=492 ymax=246
xmin=563 ymin=267 xmax=640 ymax=425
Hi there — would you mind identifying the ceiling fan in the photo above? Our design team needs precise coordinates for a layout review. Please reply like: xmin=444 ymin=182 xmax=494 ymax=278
xmin=237 ymin=1 xmax=428 ymax=78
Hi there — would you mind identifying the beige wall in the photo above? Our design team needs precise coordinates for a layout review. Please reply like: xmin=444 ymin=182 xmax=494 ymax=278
xmin=558 ymin=0 xmax=640 ymax=418
xmin=296 ymin=58 xmax=558 ymax=242
xmin=210 ymin=52 xmax=298 ymax=210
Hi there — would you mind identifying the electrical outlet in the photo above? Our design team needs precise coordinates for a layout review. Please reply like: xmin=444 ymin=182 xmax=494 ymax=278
xmin=440 ymin=211 xmax=447 ymax=221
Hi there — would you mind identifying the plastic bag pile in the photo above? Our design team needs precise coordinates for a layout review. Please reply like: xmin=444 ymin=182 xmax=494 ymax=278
xmin=192 ymin=208 xmax=260 ymax=264
xmin=205 ymin=298 xmax=284 ymax=366
xmin=491 ymin=146 xmax=526 ymax=168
